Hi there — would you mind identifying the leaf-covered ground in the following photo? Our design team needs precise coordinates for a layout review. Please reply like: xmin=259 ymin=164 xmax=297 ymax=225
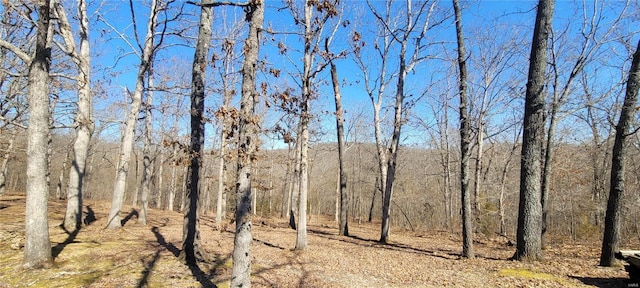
xmin=0 ymin=193 xmax=637 ymax=287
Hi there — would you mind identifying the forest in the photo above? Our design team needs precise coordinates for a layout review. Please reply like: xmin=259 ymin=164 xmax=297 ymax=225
xmin=1 ymin=0 xmax=640 ymax=287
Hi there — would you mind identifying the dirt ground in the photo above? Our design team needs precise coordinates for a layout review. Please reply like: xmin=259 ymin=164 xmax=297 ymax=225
xmin=0 ymin=193 xmax=637 ymax=287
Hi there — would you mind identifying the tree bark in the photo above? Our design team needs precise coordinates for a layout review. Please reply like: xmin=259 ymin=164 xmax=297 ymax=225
xmin=324 ymin=38 xmax=349 ymax=236
xmin=168 ymin=113 xmax=181 ymax=211
xmin=231 ymin=1 xmax=263 ymax=286
xmin=515 ymin=0 xmax=554 ymax=261
xmin=294 ymin=0 xmax=315 ymax=250
xmin=600 ymin=39 xmax=640 ymax=267
xmin=156 ymin=111 xmax=166 ymax=209
xmin=179 ymin=2 xmax=213 ymax=265
xmin=55 ymin=144 xmax=71 ymax=200
xmin=138 ymin=68 xmax=154 ymax=225
xmin=54 ymin=0 xmax=93 ymax=232
xmin=0 ymin=135 xmax=15 ymax=196
xmin=106 ymin=0 xmax=159 ymax=229
xmin=453 ymin=0 xmax=474 ymax=258
xmin=23 ymin=0 xmax=53 ymax=269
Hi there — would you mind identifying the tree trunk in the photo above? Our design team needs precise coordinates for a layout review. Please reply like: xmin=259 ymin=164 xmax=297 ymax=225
xmin=379 ymin=16 xmax=412 ymax=243
xmin=294 ymin=0 xmax=315 ymax=250
xmin=325 ymin=38 xmax=349 ymax=236
xmin=473 ymin=119 xmax=485 ymax=227
xmin=500 ymin=139 xmax=519 ymax=237
xmin=453 ymin=0 xmax=474 ymax=258
xmin=168 ymin=123 xmax=180 ymax=211
xmin=0 ymin=135 xmax=15 ymax=196
xmin=156 ymin=112 xmax=166 ymax=209
xmin=55 ymin=144 xmax=71 ymax=200
xmin=231 ymin=1 xmax=263 ymax=286
xmin=515 ymin=0 xmax=554 ymax=261
xmin=281 ymin=142 xmax=293 ymax=218
xmin=540 ymin=100 xmax=557 ymax=249
xmin=600 ymin=39 xmax=640 ymax=267
xmin=180 ymin=165 xmax=188 ymax=212
xmin=215 ymin=129 xmax=227 ymax=224
xmin=53 ymin=0 xmax=93 ymax=233
xmin=132 ymin=152 xmax=140 ymax=207
xmin=23 ymin=0 xmax=53 ymax=269
xmin=179 ymin=2 xmax=212 ymax=265
xmin=106 ymin=0 xmax=159 ymax=229
xmin=138 ymin=68 xmax=154 ymax=225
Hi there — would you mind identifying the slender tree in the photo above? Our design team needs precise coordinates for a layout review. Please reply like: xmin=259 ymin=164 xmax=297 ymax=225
xmin=24 ymin=0 xmax=53 ymax=269
xmin=541 ymin=1 xmax=630 ymax=248
xmin=452 ymin=0 xmax=473 ymax=258
xmin=600 ymin=39 xmax=640 ymax=267
xmin=215 ymin=23 xmax=242 ymax=226
xmin=231 ymin=0 xmax=263 ymax=286
xmin=515 ymin=0 xmax=554 ymax=261
xmin=325 ymin=37 xmax=349 ymax=236
xmin=0 ymin=135 xmax=15 ymax=196
xmin=106 ymin=0 xmax=160 ymax=229
xmin=179 ymin=0 xmax=213 ymax=265
xmin=371 ymin=0 xmax=436 ymax=244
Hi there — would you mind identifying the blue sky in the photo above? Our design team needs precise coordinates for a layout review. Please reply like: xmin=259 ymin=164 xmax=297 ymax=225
xmin=79 ymin=0 xmax=638 ymax=149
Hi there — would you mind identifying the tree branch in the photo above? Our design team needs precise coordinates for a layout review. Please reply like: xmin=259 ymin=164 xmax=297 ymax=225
xmin=188 ymin=0 xmax=250 ymax=7
xmin=0 ymin=39 xmax=31 ymax=64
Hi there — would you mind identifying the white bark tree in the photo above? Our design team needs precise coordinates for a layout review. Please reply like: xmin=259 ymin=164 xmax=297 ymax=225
xmin=106 ymin=0 xmax=161 ymax=229
xmin=24 ymin=0 xmax=53 ymax=269
xmin=51 ymin=0 xmax=94 ymax=232
xmin=362 ymin=0 xmax=439 ymax=243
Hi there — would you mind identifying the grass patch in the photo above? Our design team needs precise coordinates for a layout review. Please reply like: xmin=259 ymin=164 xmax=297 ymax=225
xmin=499 ymin=268 xmax=555 ymax=280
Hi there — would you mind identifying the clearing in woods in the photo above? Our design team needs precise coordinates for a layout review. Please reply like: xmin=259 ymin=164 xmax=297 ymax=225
xmin=0 ymin=193 xmax=636 ymax=287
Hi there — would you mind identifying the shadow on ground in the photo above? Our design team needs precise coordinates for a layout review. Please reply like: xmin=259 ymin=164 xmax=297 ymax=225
xmin=571 ymin=276 xmax=634 ymax=288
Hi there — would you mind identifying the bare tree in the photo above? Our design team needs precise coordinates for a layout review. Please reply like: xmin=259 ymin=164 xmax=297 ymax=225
xmin=600 ymin=39 xmax=640 ymax=267
xmin=52 ymin=0 xmax=94 ymax=232
xmin=280 ymin=0 xmax=339 ymax=249
xmin=106 ymin=0 xmax=161 ymax=229
xmin=325 ymin=36 xmax=349 ymax=236
xmin=452 ymin=0 xmax=473 ymax=258
xmin=214 ymin=21 xmax=243 ymax=226
xmin=515 ymin=0 xmax=554 ymax=261
xmin=179 ymin=0 xmax=213 ymax=265
xmin=167 ymin=97 xmax=184 ymax=211
xmin=23 ymin=0 xmax=53 ymax=268
xmin=541 ymin=0 xmax=631 ymax=248
xmin=364 ymin=0 xmax=438 ymax=243
xmin=231 ymin=0 xmax=263 ymax=285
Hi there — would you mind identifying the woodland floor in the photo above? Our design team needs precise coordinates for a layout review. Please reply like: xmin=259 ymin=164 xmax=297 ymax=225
xmin=0 ymin=193 xmax=638 ymax=288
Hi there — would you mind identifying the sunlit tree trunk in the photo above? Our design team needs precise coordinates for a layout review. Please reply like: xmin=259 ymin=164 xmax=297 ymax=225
xmin=106 ymin=0 xmax=159 ymax=229
xmin=231 ymin=1 xmax=263 ymax=286
xmin=53 ymin=0 xmax=93 ymax=232
xmin=23 ymin=0 xmax=53 ymax=269
xmin=139 ymin=67 xmax=154 ymax=225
